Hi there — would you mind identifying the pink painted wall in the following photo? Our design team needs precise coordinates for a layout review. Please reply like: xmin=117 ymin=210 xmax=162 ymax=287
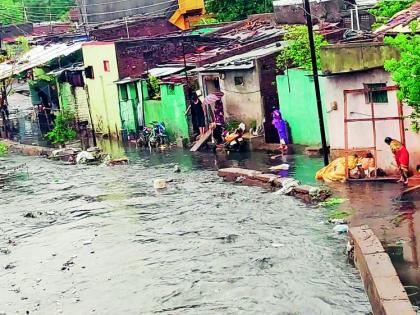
xmin=324 ymin=68 xmax=420 ymax=173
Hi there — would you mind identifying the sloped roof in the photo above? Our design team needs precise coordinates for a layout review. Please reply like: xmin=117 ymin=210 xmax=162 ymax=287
xmin=375 ymin=1 xmax=420 ymax=34
xmin=197 ymin=42 xmax=284 ymax=72
xmin=0 ymin=42 xmax=83 ymax=81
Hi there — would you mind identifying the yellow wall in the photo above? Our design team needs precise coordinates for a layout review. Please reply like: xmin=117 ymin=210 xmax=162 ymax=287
xmin=170 ymin=0 xmax=205 ymax=30
xmin=82 ymin=42 xmax=121 ymax=138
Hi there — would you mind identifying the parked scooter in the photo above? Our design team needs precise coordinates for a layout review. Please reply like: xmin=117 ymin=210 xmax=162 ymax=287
xmin=148 ymin=122 xmax=168 ymax=147
xmin=135 ymin=126 xmax=152 ymax=147
xmin=224 ymin=123 xmax=246 ymax=152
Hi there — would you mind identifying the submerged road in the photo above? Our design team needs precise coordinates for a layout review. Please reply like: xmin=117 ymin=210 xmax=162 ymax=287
xmin=0 ymin=150 xmax=370 ymax=314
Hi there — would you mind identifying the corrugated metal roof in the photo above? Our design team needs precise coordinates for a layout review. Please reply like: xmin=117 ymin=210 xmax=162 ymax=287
xmin=115 ymin=77 xmax=141 ymax=84
xmin=198 ymin=42 xmax=284 ymax=72
xmin=0 ymin=42 xmax=83 ymax=81
xmin=375 ymin=1 xmax=420 ymax=34
xmin=147 ymin=66 xmax=185 ymax=78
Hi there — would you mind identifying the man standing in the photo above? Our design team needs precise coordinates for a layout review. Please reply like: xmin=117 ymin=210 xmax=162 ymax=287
xmin=385 ymin=137 xmax=410 ymax=185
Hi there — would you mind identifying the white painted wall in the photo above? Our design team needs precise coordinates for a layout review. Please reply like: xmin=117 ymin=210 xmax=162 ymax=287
xmin=324 ymin=68 xmax=420 ymax=172
xmin=198 ymin=70 xmax=264 ymax=127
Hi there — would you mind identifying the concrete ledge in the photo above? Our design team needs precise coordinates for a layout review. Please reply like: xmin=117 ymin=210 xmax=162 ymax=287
xmin=0 ymin=139 xmax=53 ymax=157
xmin=217 ymin=167 xmax=330 ymax=202
xmin=349 ymin=225 xmax=415 ymax=315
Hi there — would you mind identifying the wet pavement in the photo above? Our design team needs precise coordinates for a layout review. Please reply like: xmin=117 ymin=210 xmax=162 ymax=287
xmin=328 ymin=180 xmax=420 ymax=309
xmin=0 ymin=149 xmax=371 ymax=314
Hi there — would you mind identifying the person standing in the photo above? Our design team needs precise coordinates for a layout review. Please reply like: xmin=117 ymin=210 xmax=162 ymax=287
xmin=191 ymin=93 xmax=206 ymax=139
xmin=385 ymin=137 xmax=410 ymax=185
xmin=272 ymin=109 xmax=289 ymax=154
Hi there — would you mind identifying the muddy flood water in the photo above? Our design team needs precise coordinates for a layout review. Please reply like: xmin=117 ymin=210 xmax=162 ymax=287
xmin=0 ymin=148 xmax=372 ymax=314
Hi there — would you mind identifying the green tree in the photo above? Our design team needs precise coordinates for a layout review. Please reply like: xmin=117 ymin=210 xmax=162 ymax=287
xmin=205 ymin=0 xmax=272 ymax=22
xmin=0 ymin=0 xmax=75 ymax=24
xmin=369 ymin=0 xmax=416 ymax=29
xmin=0 ymin=0 xmax=24 ymax=24
xmin=384 ymin=23 xmax=420 ymax=132
xmin=276 ymin=25 xmax=327 ymax=71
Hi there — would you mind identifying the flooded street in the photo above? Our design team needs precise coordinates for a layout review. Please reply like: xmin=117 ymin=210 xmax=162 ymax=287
xmin=0 ymin=149 xmax=371 ymax=314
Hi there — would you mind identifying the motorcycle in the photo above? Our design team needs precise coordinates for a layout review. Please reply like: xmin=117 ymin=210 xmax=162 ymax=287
xmin=136 ymin=126 xmax=151 ymax=147
xmin=148 ymin=122 xmax=169 ymax=148
xmin=224 ymin=123 xmax=246 ymax=152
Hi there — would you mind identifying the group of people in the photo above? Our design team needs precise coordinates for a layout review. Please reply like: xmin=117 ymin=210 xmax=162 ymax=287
xmin=190 ymin=92 xmax=225 ymax=144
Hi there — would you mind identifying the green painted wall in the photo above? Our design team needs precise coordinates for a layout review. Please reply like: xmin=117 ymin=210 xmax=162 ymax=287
xmin=142 ymin=81 xmax=189 ymax=140
xmin=58 ymin=82 xmax=75 ymax=110
xmin=118 ymin=82 xmax=140 ymax=134
xmin=277 ymin=68 xmax=329 ymax=146
xmin=82 ymin=43 xmax=121 ymax=137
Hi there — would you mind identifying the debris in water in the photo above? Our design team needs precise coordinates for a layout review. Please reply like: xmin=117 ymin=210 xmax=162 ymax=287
xmin=4 ymin=263 xmax=16 ymax=270
xmin=0 ymin=248 xmax=11 ymax=255
xmin=271 ymin=243 xmax=285 ymax=248
xmin=173 ymin=165 xmax=181 ymax=173
xmin=269 ymin=164 xmax=290 ymax=171
xmin=61 ymin=257 xmax=76 ymax=271
xmin=333 ymin=224 xmax=349 ymax=234
xmin=320 ymin=197 xmax=347 ymax=207
xmin=106 ymin=157 xmax=129 ymax=166
xmin=275 ymin=178 xmax=299 ymax=195
xmin=154 ymin=179 xmax=167 ymax=189
xmin=23 ymin=212 xmax=36 ymax=218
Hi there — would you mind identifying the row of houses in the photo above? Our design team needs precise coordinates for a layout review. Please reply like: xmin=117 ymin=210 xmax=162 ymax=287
xmin=1 ymin=2 xmax=419 ymax=173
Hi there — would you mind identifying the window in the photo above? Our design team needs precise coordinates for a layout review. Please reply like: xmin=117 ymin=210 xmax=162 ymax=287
xmin=167 ymin=84 xmax=175 ymax=95
xmin=234 ymin=76 xmax=244 ymax=86
xmin=119 ymin=85 xmax=128 ymax=101
xmin=103 ymin=60 xmax=110 ymax=72
xmin=85 ymin=66 xmax=94 ymax=79
xmin=364 ymin=83 xmax=388 ymax=103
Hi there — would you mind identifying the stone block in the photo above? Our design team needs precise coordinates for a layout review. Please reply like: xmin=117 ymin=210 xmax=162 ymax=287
xmin=381 ymin=300 xmax=415 ymax=315
xmin=350 ymin=225 xmax=385 ymax=255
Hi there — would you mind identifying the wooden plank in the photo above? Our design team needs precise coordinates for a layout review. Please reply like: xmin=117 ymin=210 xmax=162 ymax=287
xmin=190 ymin=129 xmax=212 ymax=152
xmin=400 ymin=185 xmax=420 ymax=199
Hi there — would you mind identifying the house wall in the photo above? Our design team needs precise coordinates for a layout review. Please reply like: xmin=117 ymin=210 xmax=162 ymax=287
xmin=82 ymin=42 xmax=121 ymax=138
xmin=142 ymin=82 xmax=189 ymax=140
xmin=91 ymin=17 xmax=179 ymax=41
xmin=115 ymin=38 xmax=197 ymax=79
xmin=160 ymin=84 xmax=189 ymax=139
xmin=273 ymin=0 xmax=343 ymax=24
xmin=218 ymin=69 xmax=263 ymax=127
xmin=324 ymin=68 xmax=420 ymax=172
xmin=277 ymin=68 xmax=329 ymax=146
xmin=118 ymin=82 xmax=140 ymax=134
xmin=84 ymin=1 xmax=178 ymax=24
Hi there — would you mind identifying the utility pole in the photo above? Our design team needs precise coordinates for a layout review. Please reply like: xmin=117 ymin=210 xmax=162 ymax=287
xmin=22 ymin=0 xmax=28 ymax=22
xmin=124 ymin=17 xmax=130 ymax=39
xmin=303 ymin=0 xmax=329 ymax=165
xmin=49 ymin=0 xmax=53 ymax=33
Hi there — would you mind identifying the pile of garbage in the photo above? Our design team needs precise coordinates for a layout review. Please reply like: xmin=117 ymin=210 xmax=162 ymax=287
xmin=49 ymin=147 xmax=129 ymax=166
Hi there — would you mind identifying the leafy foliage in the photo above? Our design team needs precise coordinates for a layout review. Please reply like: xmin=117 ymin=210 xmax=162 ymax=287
xmin=384 ymin=26 xmax=420 ymax=132
xmin=0 ymin=0 xmax=75 ymax=24
xmin=319 ymin=197 xmax=347 ymax=208
xmin=369 ymin=0 xmax=416 ymax=29
xmin=276 ymin=25 xmax=327 ymax=71
xmin=197 ymin=17 xmax=220 ymax=25
xmin=46 ymin=109 xmax=77 ymax=146
xmin=147 ymin=75 xmax=161 ymax=99
xmin=205 ymin=0 xmax=272 ymax=22
xmin=0 ymin=143 xmax=8 ymax=156
xmin=328 ymin=210 xmax=351 ymax=220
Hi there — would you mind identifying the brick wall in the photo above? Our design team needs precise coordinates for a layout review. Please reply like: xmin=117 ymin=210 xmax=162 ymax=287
xmin=90 ymin=17 xmax=179 ymax=41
